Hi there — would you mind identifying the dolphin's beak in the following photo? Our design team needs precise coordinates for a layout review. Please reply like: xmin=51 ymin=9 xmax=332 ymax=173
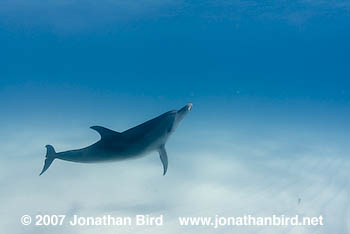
xmin=176 ymin=103 xmax=193 ymax=119
xmin=170 ymin=103 xmax=193 ymax=131
xmin=178 ymin=103 xmax=193 ymax=114
xmin=187 ymin=103 xmax=193 ymax=111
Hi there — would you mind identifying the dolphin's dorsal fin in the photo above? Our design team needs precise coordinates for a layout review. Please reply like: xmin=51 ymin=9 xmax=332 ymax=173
xmin=90 ymin=126 xmax=121 ymax=139
xmin=158 ymin=145 xmax=168 ymax=176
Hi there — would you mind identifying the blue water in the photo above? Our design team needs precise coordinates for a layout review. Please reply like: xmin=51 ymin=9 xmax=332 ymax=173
xmin=1 ymin=1 xmax=349 ymax=233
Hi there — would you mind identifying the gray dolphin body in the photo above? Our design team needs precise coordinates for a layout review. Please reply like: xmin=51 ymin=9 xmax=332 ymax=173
xmin=40 ymin=104 xmax=192 ymax=176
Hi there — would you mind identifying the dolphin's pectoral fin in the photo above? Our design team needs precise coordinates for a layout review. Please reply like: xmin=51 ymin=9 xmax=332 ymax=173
xmin=90 ymin=126 xmax=122 ymax=139
xmin=158 ymin=145 xmax=168 ymax=176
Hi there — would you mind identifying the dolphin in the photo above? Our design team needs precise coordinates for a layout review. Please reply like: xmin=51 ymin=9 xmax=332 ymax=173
xmin=39 ymin=104 xmax=192 ymax=176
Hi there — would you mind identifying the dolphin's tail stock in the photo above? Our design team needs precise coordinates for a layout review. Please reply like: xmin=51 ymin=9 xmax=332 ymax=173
xmin=39 ymin=145 xmax=56 ymax=176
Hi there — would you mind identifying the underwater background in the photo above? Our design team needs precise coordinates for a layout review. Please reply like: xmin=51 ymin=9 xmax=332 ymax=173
xmin=1 ymin=0 xmax=349 ymax=233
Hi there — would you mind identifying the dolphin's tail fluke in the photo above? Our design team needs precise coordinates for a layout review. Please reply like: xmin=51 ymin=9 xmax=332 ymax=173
xmin=39 ymin=145 xmax=56 ymax=176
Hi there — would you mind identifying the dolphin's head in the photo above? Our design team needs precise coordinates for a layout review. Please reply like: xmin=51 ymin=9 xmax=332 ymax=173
xmin=177 ymin=103 xmax=193 ymax=119
xmin=171 ymin=103 xmax=192 ymax=131
xmin=146 ymin=103 xmax=192 ymax=148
